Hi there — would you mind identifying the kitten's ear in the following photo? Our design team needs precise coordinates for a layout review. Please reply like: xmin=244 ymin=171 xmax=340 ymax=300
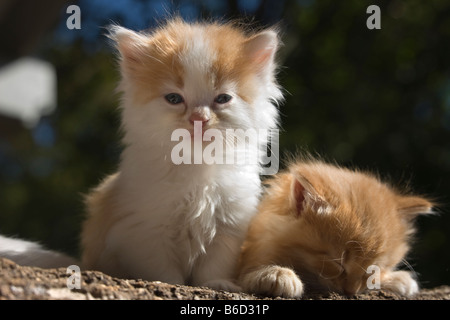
xmin=290 ymin=175 xmax=308 ymax=217
xmin=397 ymin=195 xmax=434 ymax=220
xmin=243 ymin=30 xmax=279 ymax=77
xmin=290 ymin=174 xmax=329 ymax=218
xmin=107 ymin=25 xmax=149 ymax=64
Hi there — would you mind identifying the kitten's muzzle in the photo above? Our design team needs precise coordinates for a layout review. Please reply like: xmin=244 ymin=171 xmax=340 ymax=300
xmin=189 ymin=108 xmax=210 ymax=125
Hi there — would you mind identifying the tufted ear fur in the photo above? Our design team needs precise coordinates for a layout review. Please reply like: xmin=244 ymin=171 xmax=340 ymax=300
xmin=107 ymin=25 xmax=150 ymax=72
xmin=397 ymin=195 xmax=434 ymax=221
xmin=290 ymin=174 xmax=330 ymax=218
xmin=243 ymin=30 xmax=279 ymax=78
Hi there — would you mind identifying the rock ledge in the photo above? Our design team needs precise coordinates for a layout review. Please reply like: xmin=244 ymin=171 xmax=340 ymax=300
xmin=1 ymin=258 xmax=448 ymax=300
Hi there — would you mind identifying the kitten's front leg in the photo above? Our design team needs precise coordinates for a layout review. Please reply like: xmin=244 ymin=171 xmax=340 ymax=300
xmin=381 ymin=270 xmax=419 ymax=296
xmin=240 ymin=265 xmax=304 ymax=298
xmin=191 ymin=233 xmax=243 ymax=293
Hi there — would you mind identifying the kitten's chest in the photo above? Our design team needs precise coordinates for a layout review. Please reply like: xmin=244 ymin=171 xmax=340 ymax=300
xmin=165 ymin=183 xmax=227 ymax=258
xmin=123 ymin=165 xmax=261 ymax=251
xmin=169 ymin=174 xmax=259 ymax=251
xmin=176 ymin=183 xmax=226 ymax=231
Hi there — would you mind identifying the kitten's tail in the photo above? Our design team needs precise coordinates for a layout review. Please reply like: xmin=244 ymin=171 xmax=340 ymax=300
xmin=0 ymin=235 xmax=79 ymax=269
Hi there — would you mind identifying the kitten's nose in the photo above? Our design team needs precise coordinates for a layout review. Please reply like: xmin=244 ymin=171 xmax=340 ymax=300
xmin=189 ymin=111 xmax=210 ymax=125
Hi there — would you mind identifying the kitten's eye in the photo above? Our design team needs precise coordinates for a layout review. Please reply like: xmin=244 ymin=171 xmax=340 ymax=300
xmin=214 ymin=94 xmax=232 ymax=104
xmin=165 ymin=93 xmax=184 ymax=105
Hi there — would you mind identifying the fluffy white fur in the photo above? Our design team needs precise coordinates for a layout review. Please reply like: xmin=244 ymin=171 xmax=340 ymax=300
xmin=0 ymin=235 xmax=78 ymax=268
xmin=0 ymin=21 xmax=282 ymax=292
xmin=81 ymin=21 xmax=282 ymax=291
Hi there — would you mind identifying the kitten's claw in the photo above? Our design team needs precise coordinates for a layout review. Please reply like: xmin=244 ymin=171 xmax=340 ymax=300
xmin=381 ymin=270 xmax=419 ymax=296
xmin=241 ymin=265 xmax=304 ymax=298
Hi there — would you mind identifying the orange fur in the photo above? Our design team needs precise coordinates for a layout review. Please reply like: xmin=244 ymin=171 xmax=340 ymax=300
xmin=81 ymin=173 xmax=126 ymax=275
xmin=238 ymin=159 xmax=433 ymax=297
xmin=116 ymin=18 xmax=278 ymax=105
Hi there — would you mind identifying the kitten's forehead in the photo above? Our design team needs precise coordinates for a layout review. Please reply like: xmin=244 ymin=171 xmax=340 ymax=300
xmin=291 ymin=162 xmax=408 ymax=252
xmin=151 ymin=21 xmax=252 ymax=99
xmin=178 ymin=27 xmax=218 ymax=100
xmin=120 ymin=19 xmax=276 ymax=104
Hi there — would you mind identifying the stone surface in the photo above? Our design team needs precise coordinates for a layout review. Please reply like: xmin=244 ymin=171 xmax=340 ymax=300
xmin=0 ymin=258 xmax=449 ymax=300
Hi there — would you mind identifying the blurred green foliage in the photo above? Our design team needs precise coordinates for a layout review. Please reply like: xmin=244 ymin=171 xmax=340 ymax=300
xmin=0 ymin=0 xmax=449 ymax=288
xmin=280 ymin=0 xmax=450 ymax=288
xmin=0 ymin=43 xmax=123 ymax=255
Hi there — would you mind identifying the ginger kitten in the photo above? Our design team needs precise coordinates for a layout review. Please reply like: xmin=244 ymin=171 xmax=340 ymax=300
xmin=238 ymin=159 xmax=433 ymax=297
xmin=81 ymin=18 xmax=282 ymax=291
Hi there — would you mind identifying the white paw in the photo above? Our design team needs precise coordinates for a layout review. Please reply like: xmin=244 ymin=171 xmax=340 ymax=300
xmin=382 ymin=271 xmax=419 ymax=296
xmin=202 ymin=279 xmax=242 ymax=293
xmin=241 ymin=265 xmax=304 ymax=298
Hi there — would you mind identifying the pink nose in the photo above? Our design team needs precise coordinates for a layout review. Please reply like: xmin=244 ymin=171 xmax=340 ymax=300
xmin=189 ymin=113 xmax=209 ymax=124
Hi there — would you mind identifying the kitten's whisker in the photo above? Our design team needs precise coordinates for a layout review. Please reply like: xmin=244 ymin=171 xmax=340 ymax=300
xmin=356 ymin=262 xmax=368 ymax=274
xmin=326 ymin=258 xmax=344 ymax=262
xmin=340 ymin=250 xmax=346 ymax=264
xmin=401 ymin=259 xmax=416 ymax=274
xmin=318 ymin=259 xmax=344 ymax=280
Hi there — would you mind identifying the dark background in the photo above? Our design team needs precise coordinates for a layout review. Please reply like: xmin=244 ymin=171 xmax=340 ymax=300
xmin=0 ymin=0 xmax=449 ymax=288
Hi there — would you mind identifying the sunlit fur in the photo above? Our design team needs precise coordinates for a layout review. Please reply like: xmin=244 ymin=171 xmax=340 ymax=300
xmin=81 ymin=18 xmax=282 ymax=291
xmin=238 ymin=159 xmax=433 ymax=298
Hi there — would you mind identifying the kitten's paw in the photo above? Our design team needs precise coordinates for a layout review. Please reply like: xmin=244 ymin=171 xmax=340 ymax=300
xmin=382 ymin=271 xmax=419 ymax=296
xmin=202 ymin=279 xmax=242 ymax=293
xmin=241 ymin=265 xmax=304 ymax=298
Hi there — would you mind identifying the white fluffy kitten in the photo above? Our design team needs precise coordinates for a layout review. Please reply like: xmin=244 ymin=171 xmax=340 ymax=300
xmin=81 ymin=18 xmax=282 ymax=290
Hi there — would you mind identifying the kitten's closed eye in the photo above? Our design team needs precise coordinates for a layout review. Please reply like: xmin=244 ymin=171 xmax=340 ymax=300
xmin=238 ymin=160 xmax=433 ymax=298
